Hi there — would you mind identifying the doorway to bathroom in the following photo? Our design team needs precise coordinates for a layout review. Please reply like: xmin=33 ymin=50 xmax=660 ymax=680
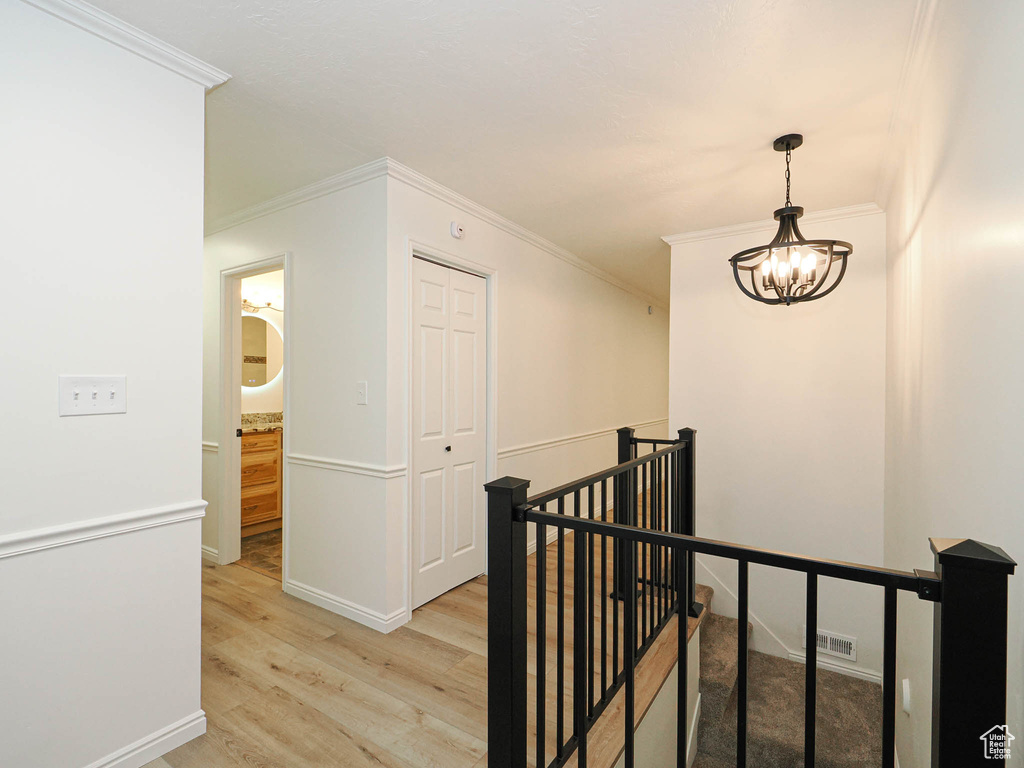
xmin=235 ymin=269 xmax=285 ymax=579
xmin=217 ymin=254 xmax=289 ymax=583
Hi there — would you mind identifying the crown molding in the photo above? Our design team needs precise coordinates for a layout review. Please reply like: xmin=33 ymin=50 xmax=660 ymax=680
xmin=661 ymin=203 xmax=883 ymax=248
xmin=874 ymin=0 xmax=941 ymax=210
xmin=384 ymin=159 xmax=667 ymax=310
xmin=204 ymin=157 xmax=390 ymax=235
xmin=23 ymin=0 xmax=229 ymax=90
xmin=205 ymin=157 xmax=666 ymax=310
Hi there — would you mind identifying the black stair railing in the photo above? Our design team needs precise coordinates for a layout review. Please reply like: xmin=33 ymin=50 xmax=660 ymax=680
xmin=486 ymin=429 xmax=1015 ymax=768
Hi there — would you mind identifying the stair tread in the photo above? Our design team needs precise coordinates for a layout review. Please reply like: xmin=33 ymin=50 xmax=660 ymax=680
xmin=698 ymin=649 xmax=882 ymax=768
xmin=695 ymin=583 xmax=714 ymax=612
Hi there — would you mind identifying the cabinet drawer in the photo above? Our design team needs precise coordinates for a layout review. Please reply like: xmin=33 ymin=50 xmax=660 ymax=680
xmin=241 ymin=486 xmax=279 ymax=525
xmin=240 ymin=431 xmax=280 ymax=453
xmin=241 ymin=452 xmax=279 ymax=487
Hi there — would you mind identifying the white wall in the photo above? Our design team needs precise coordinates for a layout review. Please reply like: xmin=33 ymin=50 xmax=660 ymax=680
xmin=384 ymin=168 xmax=669 ymax=624
xmin=883 ymin=1 xmax=1024 ymax=764
xmin=666 ymin=209 xmax=889 ymax=677
xmin=613 ymin=631 xmax=701 ymax=768
xmin=0 ymin=2 xmax=219 ymax=766
xmin=202 ymin=159 xmax=668 ymax=631
xmin=202 ymin=176 xmax=389 ymax=612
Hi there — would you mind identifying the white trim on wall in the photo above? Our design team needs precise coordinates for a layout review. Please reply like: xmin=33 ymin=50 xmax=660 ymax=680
xmin=0 ymin=500 xmax=207 ymax=560
xmin=81 ymin=710 xmax=206 ymax=768
xmin=201 ymin=544 xmax=219 ymax=563
xmin=788 ymin=651 xmax=882 ymax=685
xmin=205 ymin=158 xmax=390 ymax=235
xmin=388 ymin=163 xmax=666 ymax=309
xmin=497 ymin=417 xmax=669 ymax=460
xmin=201 ymin=441 xmax=219 ymax=453
xmin=205 ymin=158 xmax=665 ymax=310
xmin=661 ymin=203 xmax=883 ymax=247
xmin=287 ymin=454 xmax=407 ymax=480
xmin=687 ymin=692 xmax=702 ymax=768
xmin=22 ymin=0 xmax=229 ymax=90
xmin=284 ymin=578 xmax=407 ymax=634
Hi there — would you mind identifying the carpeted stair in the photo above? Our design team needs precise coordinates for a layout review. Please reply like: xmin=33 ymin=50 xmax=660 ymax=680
xmin=692 ymin=606 xmax=882 ymax=768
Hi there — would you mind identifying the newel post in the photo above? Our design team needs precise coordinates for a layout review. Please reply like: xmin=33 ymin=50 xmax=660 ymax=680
xmin=486 ymin=476 xmax=530 ymax=768
xmin=929 ymin=538 xmax=1015 ymax=768
xmin=678 ymin=427 xmax=702 ymax=617
xmin=613 ymin=427 xmax=635 ymax=600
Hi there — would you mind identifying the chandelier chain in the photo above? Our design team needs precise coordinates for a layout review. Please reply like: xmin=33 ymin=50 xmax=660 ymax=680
xmin=785 ymin=146 xmax=792 ymax=206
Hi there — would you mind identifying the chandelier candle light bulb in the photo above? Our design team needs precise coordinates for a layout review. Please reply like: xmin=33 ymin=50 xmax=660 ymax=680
xmin=729 ymin=134 xmax=853 ymax=306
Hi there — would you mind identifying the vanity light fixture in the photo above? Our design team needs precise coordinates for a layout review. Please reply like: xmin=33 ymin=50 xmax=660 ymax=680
xmin=729 ymin=134 xmax=852 ymax=306
xmin=241 ymin=298 xmax=282 ymax=314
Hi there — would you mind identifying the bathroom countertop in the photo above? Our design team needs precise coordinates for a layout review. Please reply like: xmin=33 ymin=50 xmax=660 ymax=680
xmin=240 ymin=424 xmax=283 ymax=434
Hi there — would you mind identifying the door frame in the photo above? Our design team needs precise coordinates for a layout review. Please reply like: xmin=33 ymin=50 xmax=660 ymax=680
xmin=217 ymin=252 xmax=292 ymax=578
xmin=405 ymin=239 xmax=498 ymax=618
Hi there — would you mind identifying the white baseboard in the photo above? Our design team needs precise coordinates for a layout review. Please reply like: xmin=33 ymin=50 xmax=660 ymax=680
xmin=284 ymin=578 xmax=407 ymax=634
xmin=82 ymin=711 xmax=206 ymax=768
xmin=787 ymin=651 xmax=882 ymax=684
xmin=526 ymin=527 xmax=561 ymax=556
xmin=201 ymin=544 xmax=219 ymax=564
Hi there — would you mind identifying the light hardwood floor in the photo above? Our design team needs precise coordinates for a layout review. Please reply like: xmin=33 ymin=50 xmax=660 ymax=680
xmin=146 ymin=531 xmax=699 ymax=768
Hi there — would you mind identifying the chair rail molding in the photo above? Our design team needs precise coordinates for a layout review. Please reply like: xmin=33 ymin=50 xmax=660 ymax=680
xmin=0 ymin=500 xmax=207 ymax=560
xmin=22 ymin=0 xmax=229 ymax=90
xmin=497 ymin=418 xmax=668 ymax=460
xmin=287 ymin=453 xmax=408 ymax=480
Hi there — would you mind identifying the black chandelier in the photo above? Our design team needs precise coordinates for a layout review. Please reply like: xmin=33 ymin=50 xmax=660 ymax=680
xmin=729 ymin=134 xmax=852 ymax=306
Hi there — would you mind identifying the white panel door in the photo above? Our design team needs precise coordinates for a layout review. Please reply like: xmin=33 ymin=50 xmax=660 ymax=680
xmin=411 ymin=257 xmax=487 ymax=608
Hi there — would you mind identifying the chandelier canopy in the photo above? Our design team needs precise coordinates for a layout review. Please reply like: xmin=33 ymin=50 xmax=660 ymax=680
xmin=729 ymin=134 xmax=852 ymax=306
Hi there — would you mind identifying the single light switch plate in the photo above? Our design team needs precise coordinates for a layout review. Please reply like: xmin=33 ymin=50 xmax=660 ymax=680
xmin=59 ymin=375 xmax=127 ymax=416
xmin=356 ymin=380 xmax=368 ymax=405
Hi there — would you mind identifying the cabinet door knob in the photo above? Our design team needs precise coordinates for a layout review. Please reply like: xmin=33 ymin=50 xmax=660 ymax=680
xmin=445 ymin=445 xmax=452 ymax=452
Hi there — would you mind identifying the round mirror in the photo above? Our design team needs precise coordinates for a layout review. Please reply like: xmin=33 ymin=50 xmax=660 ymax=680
xmin=241 ymin=315 xmax=283 ymax=387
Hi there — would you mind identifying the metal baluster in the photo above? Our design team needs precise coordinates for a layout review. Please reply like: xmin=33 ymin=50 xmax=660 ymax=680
xmin=676 ymin=540 xmax=688 ymax=768
xmin=588 ymin=486 xmax=595 ymax=716
xmin=536 ymin=515 xmax=547 ymax=768
xmin=556 ymin=497 xmax=565 ymax=760
xmin=641 ymin=461 xmax=648 ymax=643
xmin=574 ymin=494 xmax=588 ymax=767
xmin=656 ymin=455 xmax=663 ymax=626
xmin=882 ymin=587 xmax=897 ymax=768
xmin=612 ymin=477 xmax=620 ymax=683
xmin=624 ymin=535 xmax=637 ymax=768
xmin=600 ymin=479 xmax=608 ymax=699
xmin=805 ymin=573 xmax=818 ymax=768
xmin=737 ymin=560 xmax=749 ymax=768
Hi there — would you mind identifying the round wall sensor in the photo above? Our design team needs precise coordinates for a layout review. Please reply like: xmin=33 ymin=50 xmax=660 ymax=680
xmin=450 ymin=221 xmax=464 ymax=239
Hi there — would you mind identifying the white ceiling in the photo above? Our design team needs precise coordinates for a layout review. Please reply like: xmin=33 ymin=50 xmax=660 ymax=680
xmin=91 ymin=0 xmax=918 ymax=302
